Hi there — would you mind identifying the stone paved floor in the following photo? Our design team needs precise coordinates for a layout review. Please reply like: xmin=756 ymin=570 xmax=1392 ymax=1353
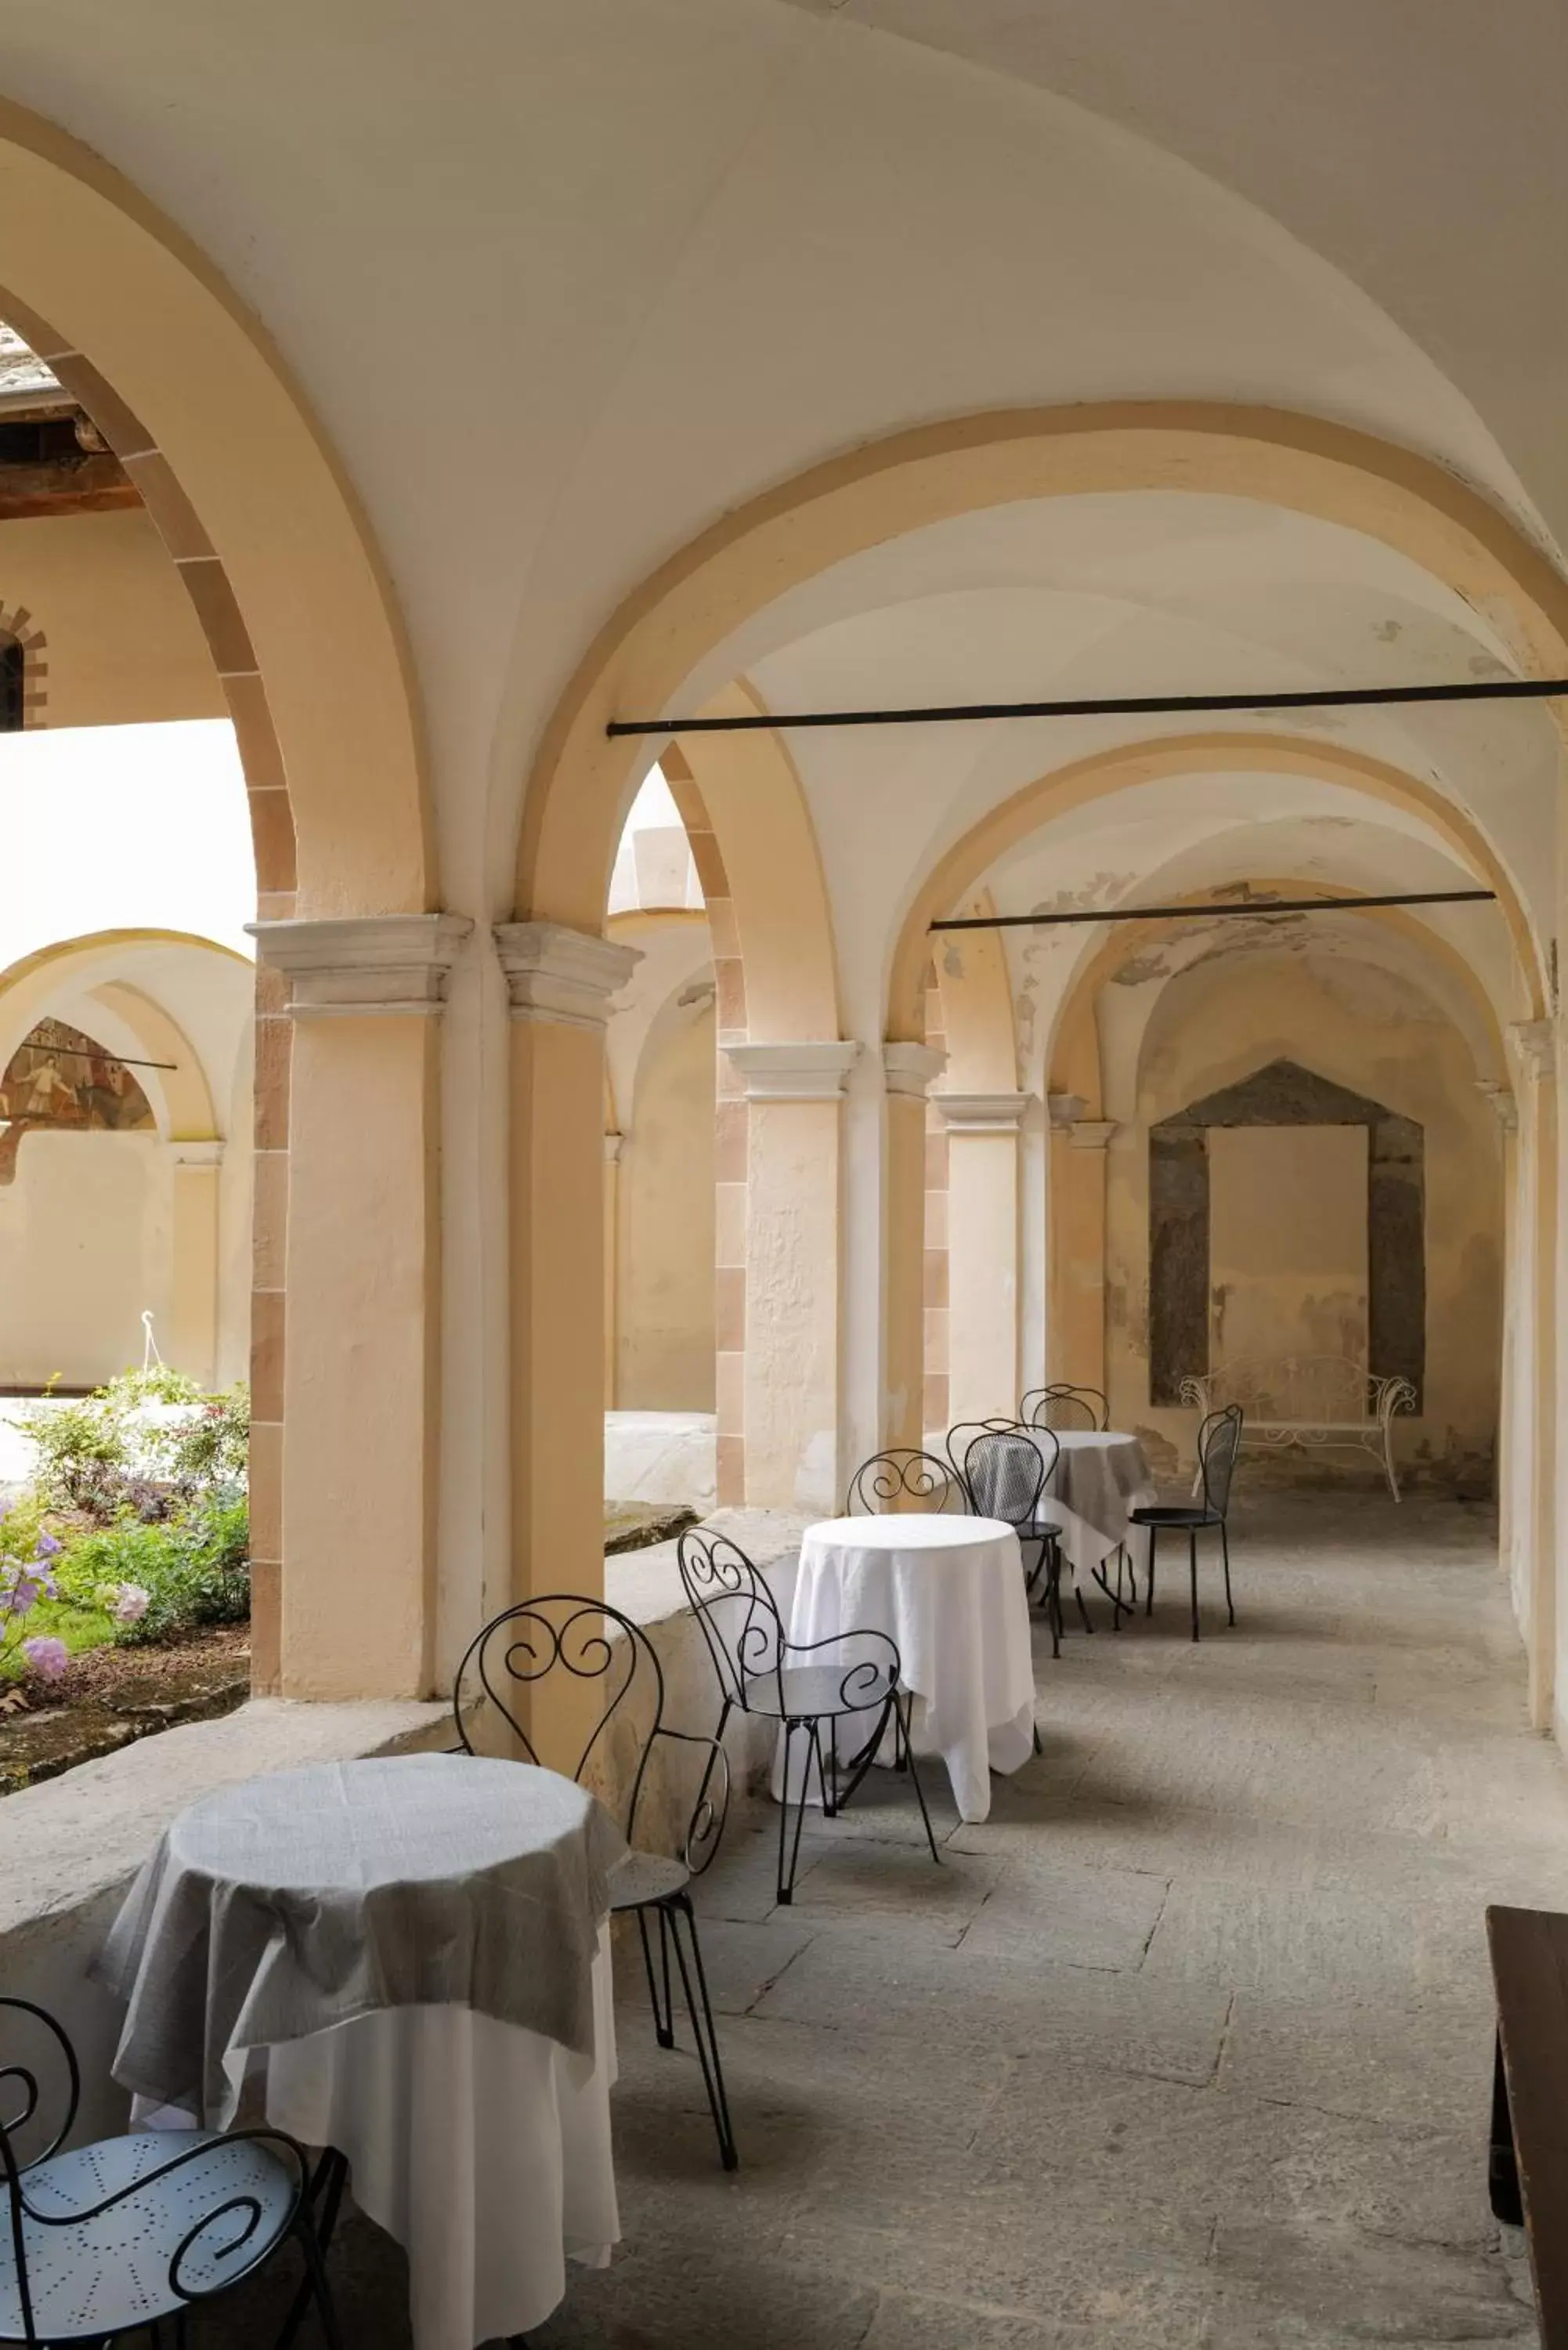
xmin=209 ymin=1493 xmax=1566 ymax=2347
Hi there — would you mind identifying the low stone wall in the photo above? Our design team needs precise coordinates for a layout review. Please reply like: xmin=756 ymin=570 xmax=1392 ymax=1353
xmin=0 ymin=1508 xmax=809 ymax=2146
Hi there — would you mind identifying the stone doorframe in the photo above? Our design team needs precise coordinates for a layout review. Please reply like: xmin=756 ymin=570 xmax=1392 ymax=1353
xmin=1148 ymin=1057 xmax=1425 ymax=1408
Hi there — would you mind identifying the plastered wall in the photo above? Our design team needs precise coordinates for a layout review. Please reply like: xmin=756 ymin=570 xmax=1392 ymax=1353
xmin=615 ymin=1005 xmax=716 ymax=1411
xmin=0 ymin=508 xmax=226 ymax=728
xmin=0 ymin=1131 xmax=168 ymax=1387
xmin=1105 ymin=951 xmax=1503 ymax=1491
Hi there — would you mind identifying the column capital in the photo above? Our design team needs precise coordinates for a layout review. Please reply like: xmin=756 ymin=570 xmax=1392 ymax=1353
xmin=169 ymin=1138 xmax=225 ymax=1168
xmin=1046 ymin=1091 xmax=1087 ymax=1130
xmin=603 ymin=1130 xmax=625 ymax=1163
xmin=1476 ymin=1079 xmax=1519 ymax=1133
xmin=1508 ymin=1018 xmax=1556 ymax=1079
xmin=494 ymin=922 xmax=640 ymax=1030
xmin=724 ymin=1040 xmax=862 ymax=1101
xmin=1067 ymin=1119 xmax=1118 ymax=1151
xmin=882 ymin=1042 xmax=947 ymax=1100
xmin=935 ymin=1090 xmax=1031 ymax=1133
xmin=247 ymin=913 xmax=473 ymax=1016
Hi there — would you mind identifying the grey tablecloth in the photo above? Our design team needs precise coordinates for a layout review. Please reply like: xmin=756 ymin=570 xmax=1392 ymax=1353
xmin=1028 ymin=1430 xmax=1154 ymax=1549
xmin=96 ymin=1753 xmax=627 ymax=2125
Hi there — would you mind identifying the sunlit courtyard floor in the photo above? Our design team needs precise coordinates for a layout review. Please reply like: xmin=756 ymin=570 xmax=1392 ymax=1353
xmin=211 ymin=1491 xmax=1563 ymax=2347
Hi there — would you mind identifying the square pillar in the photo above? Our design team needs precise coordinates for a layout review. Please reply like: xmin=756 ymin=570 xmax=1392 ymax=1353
xmin=724 ymin=1041 xmax=860 ymax=1513
xmin=498 ymin=924 xmax=641 ymax=1609
xmin=1508 ymin=1019 xmax=1556 ymax=1734
xmin=936 ymin=1091 xmax=1031 ymax=1423
xmin=882 ymin=1044 xmax=947 ymax=1452
xmin=1048 ymin=1107 xmax=1116 ymax=1397
xmin=168 ymin=1140 xmax=223 ymax=1390
xmin=249 ymin=913 xmax=471 ymax=1700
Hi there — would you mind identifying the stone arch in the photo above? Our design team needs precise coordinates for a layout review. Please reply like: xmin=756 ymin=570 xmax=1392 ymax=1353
xmin=514 ymin=401 xmax=1568 ymax=935
xmin=0 ymin=603 xmax=46 ymax=727
xmin=888 ymin=734 xmax=1548 ymax=1044
xmin=0 ymin=99 xmax=441 ymax=1697
xmin=0 ymin=931 xmax=241 ymax=1390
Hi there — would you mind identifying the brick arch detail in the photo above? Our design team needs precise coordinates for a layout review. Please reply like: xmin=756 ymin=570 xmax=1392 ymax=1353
xmin=0 ymin=604 xmax=47 ymax=726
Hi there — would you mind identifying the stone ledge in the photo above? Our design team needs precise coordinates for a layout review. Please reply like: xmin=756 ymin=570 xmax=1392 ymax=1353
xmin=605 ymin=1506 xmax=813 ymax=1629
xmin=0 ymin=1696 xmax=450 ymax=1936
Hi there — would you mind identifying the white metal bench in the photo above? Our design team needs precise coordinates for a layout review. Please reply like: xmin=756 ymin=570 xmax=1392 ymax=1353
xmin=1178 ymin=1355 xmax=1418 ymax=1501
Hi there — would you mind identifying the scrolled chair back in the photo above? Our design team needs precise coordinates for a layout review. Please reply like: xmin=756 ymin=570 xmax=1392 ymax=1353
xmin=1021 ymin=1383 xmax=1107 ymax=1432
xmin=962 ymin=1429 xmax=1047 ymax=1534
xmin=943 ymin=1419 xmax=1021 ymax=1495
xmin=1198 ymin=1404 xmax=1245 ymax=1519
xmin=845 ymin=1448 xmax=962 ymax=1517
xmin=676 ymin=1527 xmax=790 ymax=1716
xmin=452 ymin=1592 xmax=729 ymax=1871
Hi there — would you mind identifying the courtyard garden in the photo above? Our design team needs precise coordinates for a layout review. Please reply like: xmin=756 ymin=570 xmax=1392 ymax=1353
xmin=0 ymin=1368 xmax=251 ymax=1786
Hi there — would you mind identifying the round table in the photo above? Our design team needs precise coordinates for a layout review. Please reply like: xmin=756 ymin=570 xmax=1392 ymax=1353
xmin=97 ymin=1753 xmax=624 ymax=2350
xmin=1024 ymin=1427 xmax=1155 ymax=1582
xmin=785 ymin=1513 xmax=1035 ymax=1824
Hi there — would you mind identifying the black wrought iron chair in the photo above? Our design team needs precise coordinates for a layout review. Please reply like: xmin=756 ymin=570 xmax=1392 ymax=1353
xmin=1021 ymin=1384 xmax=1109 ymax=1431
xmin=845 ymin=1448 xmax=964 ymax=1515
xmin=452 ymin=1596 xmax=738 ymax=2170
xmin=0 ymin=1995 xmax=340 ymax=2348
xmin=963 ymin=1424 xmax=1084 ymax=1661
xmin=1129 ymin=1405 xmax=1244 ymax=1643
xmin=676 ymin=1528 xmax=941 ymax=1906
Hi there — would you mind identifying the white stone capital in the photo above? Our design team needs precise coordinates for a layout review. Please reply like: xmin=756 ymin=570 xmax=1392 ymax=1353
xmin=1476 ymin=1079 xmax=1519 ymax=1133
xmin=882 ymin=1042 xmax=947 ymax=1101
xmin=1067 ymin=1119 xmax=1118 ymax=1151
xmin=1046 ymin=1091 xmax=1087 ymax=1130
xmin=168 ymin=1139 xmax=225 ymax=1169
xmin=603 ymin=1130 xmax=624 ymax=1163
xmin=935 ymin=1090 xmax=1031 ymax=1133
xmin=724 ymin=1040 xmax=862 ymax=1101
xmin=1508 ymin=1018 xmax=1556 ymax=1081
xmin=495 ymin=922 xmax=640 ymax=1030
xmin=248 ymin=914 xmax=474 ymax=1016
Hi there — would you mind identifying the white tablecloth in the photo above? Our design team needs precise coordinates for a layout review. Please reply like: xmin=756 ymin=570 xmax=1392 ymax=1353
xmin=135 ymin=1936 xmax=620 ymax=2350
xmin=784 ymin=1513 xmax=1035 ymax=1823
xmin=1024 ymin=1429 xmax=1155 ymax=1582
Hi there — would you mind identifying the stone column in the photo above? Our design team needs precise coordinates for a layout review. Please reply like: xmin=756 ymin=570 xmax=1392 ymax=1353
xmin=1047 ymin=1103 xmax=1116 ymax=1397
xmin=1508 ymin=1020 xmax=1556 ymax=1733
xmin=168 ymin=1139 xmax=223 ymax=1390
xmin=936 ymin=1091 xmax=1030 ymax=1423
xmin=498 ymin=923 xmax=640 ymax=1613
xmin=882 ymin=1044 xmax=947 ymax=1450
xmin=1477 ymin=1080 xmax=1519 ymax=1580
xmin=249 ymin=913 xmax=471 ymax=1699
xmin=602 ymin=1131 xmax=623 ymax=1409
xmin=724 ymin=1041 xmax=861 ymax=1513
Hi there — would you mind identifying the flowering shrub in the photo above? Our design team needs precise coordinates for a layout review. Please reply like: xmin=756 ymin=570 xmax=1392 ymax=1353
xmin=0 ymin=1520 xmax=69 ymax=1683
xmin=2 ymin=1372 xmax=251 ymax=1694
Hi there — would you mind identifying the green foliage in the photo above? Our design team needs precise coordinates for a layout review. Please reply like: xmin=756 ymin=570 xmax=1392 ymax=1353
xmin=59 ymin=1493 xmax=250 ymax=1646
xmin=16 ymin=1372 xmax=250 ymax=1522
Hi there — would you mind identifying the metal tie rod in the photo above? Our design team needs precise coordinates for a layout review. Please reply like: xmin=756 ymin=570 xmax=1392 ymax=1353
xmin=930 ymin=888 xmax=1496 ymax=931
xmin=607 ymin=675 xmax=1568 ymax=737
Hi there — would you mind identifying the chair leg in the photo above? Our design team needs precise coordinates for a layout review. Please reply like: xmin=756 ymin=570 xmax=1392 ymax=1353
xmin=637 ymin=1902 xmax=676 ymax=2048
xmin=275 ymin=2150 xmax=349 ymax=2350
xmin=1188 ymin=1526 xmax=1200 ymax=1643
xmin=1074 ymin=1580 xmax=1095 ymax=1636
xmin=1145 ymin=1525 xmax=1157 ymax=1617
xmin=1047 ymin=1555 xmax=1064 ymax=1658
xmin=666 ymin=1892 xmax=739 ymax=2171
xmin=776 ymin=1721 xmax=811 ymax=1905
xmin=1219 ymin=1518 xmax=1235 ymax=1625
xmin=894 ymin=1691 xmax=942 ymax=1866
xmin=293 ymin=2200 xmax=346 ymax=2350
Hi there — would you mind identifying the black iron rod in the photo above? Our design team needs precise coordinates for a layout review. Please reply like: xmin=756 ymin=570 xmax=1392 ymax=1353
xmin=16 ymin=1032 xmax=176 ymax=1071
xmin=608 ymin=676 xmax=1568 ymax=737
xmin=930 ymin=888 xmax=1496 ymax=931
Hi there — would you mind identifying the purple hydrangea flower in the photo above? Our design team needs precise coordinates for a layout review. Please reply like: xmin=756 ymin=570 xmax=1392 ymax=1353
xmin=33 ymin=1532 xmax=62 ymax=1560
xmin=21 ymin=1636 xmax=68 ymax=1683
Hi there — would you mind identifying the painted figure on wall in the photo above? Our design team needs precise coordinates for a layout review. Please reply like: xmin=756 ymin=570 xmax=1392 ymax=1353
xmin=0 ymin=1019 xmax=154 ymax=1132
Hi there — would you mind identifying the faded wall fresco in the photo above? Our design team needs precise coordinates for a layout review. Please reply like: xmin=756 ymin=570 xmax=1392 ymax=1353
xmin=0 ymin=1018 xmax=154 ymax=1133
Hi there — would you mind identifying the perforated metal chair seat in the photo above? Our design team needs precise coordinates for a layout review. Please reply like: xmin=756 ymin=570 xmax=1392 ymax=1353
xmin=609 ymin=1849 xmax=691 ymax=1910
xmin=742 ymin=1662 xmax=895 ymax=1720
xmin=1129 ymin=1503 xmax=1221 ymax=1528
xmin=0 ymin=2130 xmax=296 ymax=2343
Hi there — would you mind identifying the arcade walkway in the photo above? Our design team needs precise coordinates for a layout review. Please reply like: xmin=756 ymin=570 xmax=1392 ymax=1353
xmin=225 ymin=1495 xmax=1562 ymax=2347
